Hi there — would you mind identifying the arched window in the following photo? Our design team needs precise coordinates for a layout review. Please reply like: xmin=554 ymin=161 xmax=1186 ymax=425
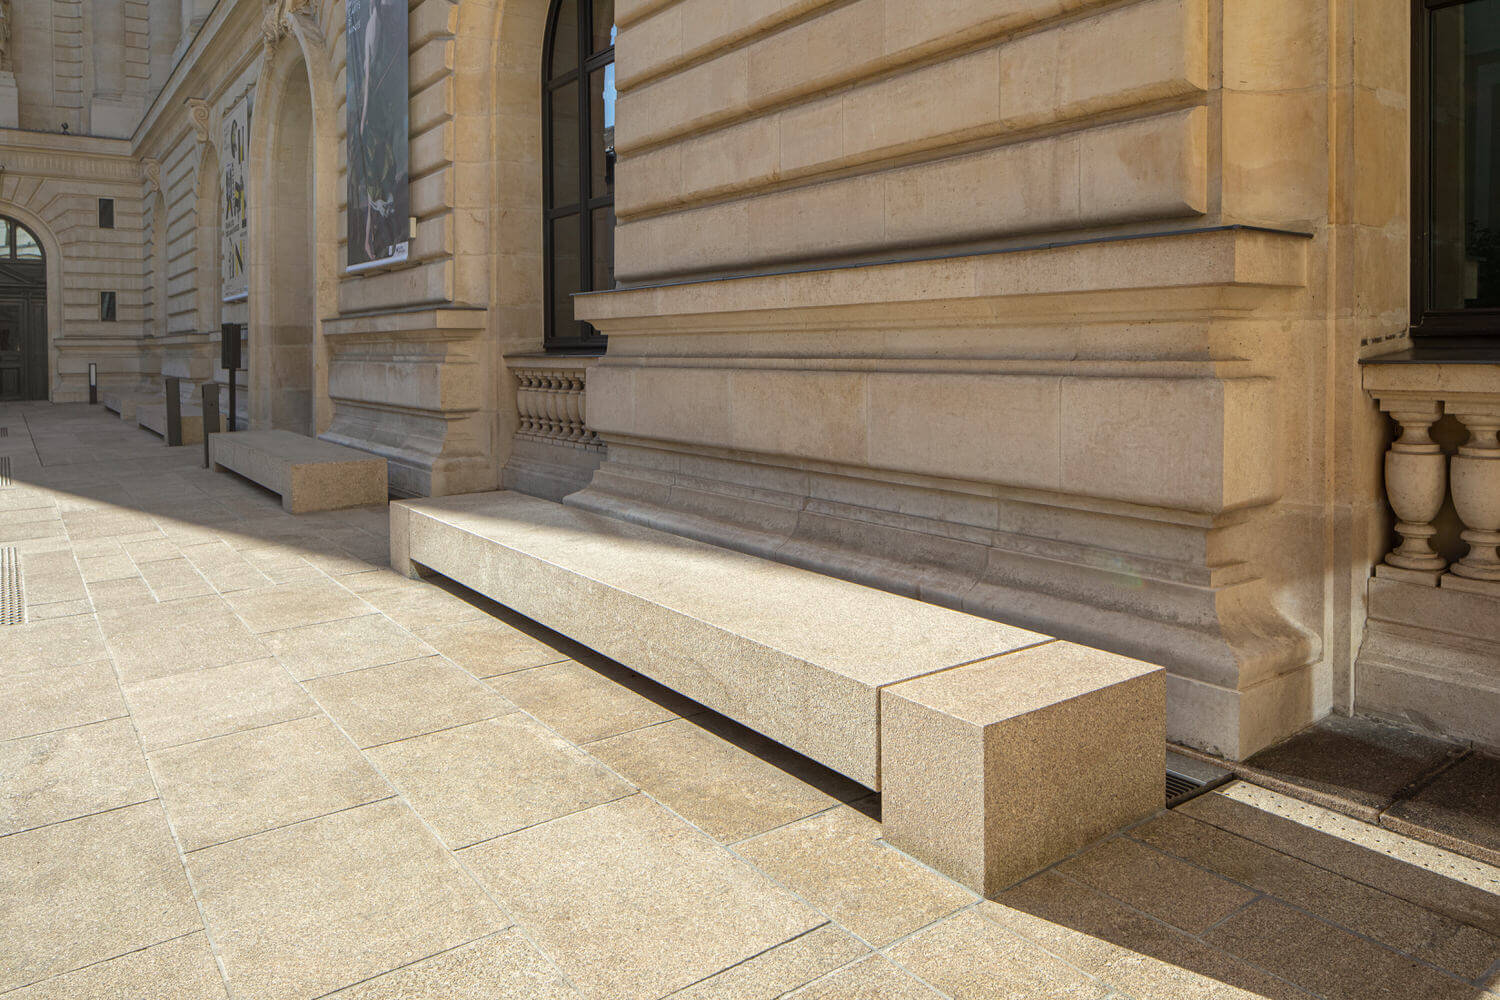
xmin=543 ymin=0 xmax=615 ymax=351
xmin=0 ymin=218 xmax=44 ymax=261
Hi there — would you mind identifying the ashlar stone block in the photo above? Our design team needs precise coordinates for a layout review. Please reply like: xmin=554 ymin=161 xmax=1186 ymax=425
xmin=881 ymin=641 xmax=1164 ymax=897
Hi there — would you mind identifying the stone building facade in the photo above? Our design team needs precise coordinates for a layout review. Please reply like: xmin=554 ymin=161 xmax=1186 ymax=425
xmin=0 ymin=0 xmax=1494 ymax=762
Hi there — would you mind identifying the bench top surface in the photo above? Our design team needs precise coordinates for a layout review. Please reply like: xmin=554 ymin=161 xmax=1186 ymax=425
xmin=405 ymin=490 xmax=1053 ymax=687
xmin=214 ymin=429 xmax=384 ymax=465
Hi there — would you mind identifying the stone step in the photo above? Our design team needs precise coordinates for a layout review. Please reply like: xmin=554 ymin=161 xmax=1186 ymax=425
xmin=392 ymin=490 xmax=1165 ymax=894
xmin=210 ymin=429 xmax=388 ymax=513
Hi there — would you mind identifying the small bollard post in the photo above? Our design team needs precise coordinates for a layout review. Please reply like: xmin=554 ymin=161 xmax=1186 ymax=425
xmin=164 ymin=376 xmax=182 ymax=447
xmin=221 ymin=323 xmax=241 ymax=432
xmin=201 ymin=381 xmax=221 ymax=469
xmin=88 ymin=363 xmax=97 ymax=405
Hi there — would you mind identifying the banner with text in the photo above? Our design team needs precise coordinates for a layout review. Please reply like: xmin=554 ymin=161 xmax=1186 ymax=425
xmin=221 ymin=95 xmax=250 ymax=302
xmin=346 ymin=0 xmax=409 ymax=271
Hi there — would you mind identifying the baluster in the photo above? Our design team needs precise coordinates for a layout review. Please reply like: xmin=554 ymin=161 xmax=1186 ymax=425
xmin=1377 ymin=398 xmax=1448 ymax=583
xmin=1447 ymin=406 xmax=1500 ymax=589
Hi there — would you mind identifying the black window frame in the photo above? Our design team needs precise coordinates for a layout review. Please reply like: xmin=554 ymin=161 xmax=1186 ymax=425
xmin=100 ymin=291 xmax=117 ymax=322
xmin=98 ymin=198 xmax=115 ymax=229
xmin=542 ymin=0 xmax=614 ymax=353
xmin=1412 ymin=0 xmax=1500 ymax=339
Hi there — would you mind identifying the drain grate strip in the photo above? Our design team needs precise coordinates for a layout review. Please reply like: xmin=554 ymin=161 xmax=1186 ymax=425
xmin=1165 ymin=751 xmax=1232 ymax=807
xmin=0 ymin=455 xmax=10 ymax=487
xmin=0 ymin=426 xmax=8 ymax=436
xmin=0 ymin=547 xmax=23 ymax=625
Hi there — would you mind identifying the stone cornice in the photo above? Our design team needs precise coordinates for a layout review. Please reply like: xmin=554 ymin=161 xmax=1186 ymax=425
xmin=0 ymin=130 xmax=139 ymax=181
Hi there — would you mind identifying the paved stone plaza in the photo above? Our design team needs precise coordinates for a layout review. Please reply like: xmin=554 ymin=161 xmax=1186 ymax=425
xmin=3 ymin=404 xmax=1500 ymax=1000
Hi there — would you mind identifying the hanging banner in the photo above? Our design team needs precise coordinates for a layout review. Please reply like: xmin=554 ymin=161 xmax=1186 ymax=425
xmin=346 ymin=0 xmax=410 ymax=272
xmin=221 ymin=95 xmax=250 ymax=302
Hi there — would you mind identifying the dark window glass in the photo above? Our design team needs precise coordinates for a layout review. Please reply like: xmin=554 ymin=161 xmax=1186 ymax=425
xmin=14 ymin=225 xmax=41 ymax=261
xmin=98 ymin=198 xmax=115 ymax=229
xmin=1416 ymin=0 xmax=1500 ymax=333
xmin=543 ymin=0 xmax=615 ymax=351
xmin=100 ymin=291 xmax=117 ymax=322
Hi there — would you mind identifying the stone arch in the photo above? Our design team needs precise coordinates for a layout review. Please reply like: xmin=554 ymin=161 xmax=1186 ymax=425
xmin=193 ymin=141 xmax=221 ymax=334
xmin=248 ymin=14 xmax=339 ymax=435
xmin=0 ymin=201 xmax=64 ymax=400
xmin=485 ymin=0 xmax=549 ymax=355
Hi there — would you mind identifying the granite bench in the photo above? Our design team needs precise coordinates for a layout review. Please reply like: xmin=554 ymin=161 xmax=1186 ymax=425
xmin=211 ymin=429 xmax=388 ymax=514
xmin=391 ymin=490 xmax=1165 ymax=895
xmin=136 ymin=400 xmax=216 ymax=445
xmin=103 ymin=388 xmax=161 ymax=423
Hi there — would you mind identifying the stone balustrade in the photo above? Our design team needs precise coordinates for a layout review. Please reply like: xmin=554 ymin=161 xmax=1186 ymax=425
xmin=1368 ymin=364 xmax=1500 ymax=596
xmin=501 ymin=355 xmax=606 ymax=503
xmin=513 ymin=363 xmax=602 ymax=451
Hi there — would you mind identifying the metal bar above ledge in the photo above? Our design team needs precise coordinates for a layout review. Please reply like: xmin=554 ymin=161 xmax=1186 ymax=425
xmin=1359 ymin=343 xmax=1500 ymax=750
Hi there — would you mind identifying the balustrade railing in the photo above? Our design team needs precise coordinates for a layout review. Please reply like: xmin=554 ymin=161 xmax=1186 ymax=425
xmin=1372 ymin=388 xmax=1500 ymax=595
xmin=512 ymin=363 xmax=602 ymax=451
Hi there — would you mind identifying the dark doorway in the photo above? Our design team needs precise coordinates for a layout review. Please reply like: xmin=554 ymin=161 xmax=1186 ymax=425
xmin=0 ymin=217 xmax=47 ymax=401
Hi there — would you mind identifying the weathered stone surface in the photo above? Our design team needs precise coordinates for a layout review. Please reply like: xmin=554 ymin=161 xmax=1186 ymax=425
xmin=211 ymin=430 xmax=388 ymax=514
xmin=880 ymin=642 xmax=1164 ymax=895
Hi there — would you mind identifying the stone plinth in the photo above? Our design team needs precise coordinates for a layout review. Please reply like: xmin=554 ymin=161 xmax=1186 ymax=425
xmin=881 ymin=643 xmax=1164 ymax=895
xmin=211 ymin=430 xmax=388 ymax=514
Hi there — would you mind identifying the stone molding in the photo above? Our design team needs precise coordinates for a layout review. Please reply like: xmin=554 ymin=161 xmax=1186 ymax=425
xmin=185 ymin=97 xmax=212 ymax=145
xmin=141 ymin=157 xmax=162 ymax=193
xmin=262 ymin=0 xmax=321 ymax=59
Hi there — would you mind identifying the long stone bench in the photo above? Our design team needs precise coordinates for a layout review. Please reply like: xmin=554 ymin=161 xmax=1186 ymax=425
xmin=137 ymin=400 xmax=215 ymax=444
xmin=103 ymin=388 xmax=161 ymax=423
xmin=391 ymin=490 xmax=1164 ymax=895
xmin=211 ymin=429 xmax=388 ymax=514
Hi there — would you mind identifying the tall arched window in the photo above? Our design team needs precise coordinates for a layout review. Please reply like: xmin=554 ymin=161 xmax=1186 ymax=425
xmin=543 ymin=0 xmax=614 ymax=351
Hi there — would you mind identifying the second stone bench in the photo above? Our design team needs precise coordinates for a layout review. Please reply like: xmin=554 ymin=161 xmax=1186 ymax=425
xmin=210 ymin=429 xmax=388 ymax=513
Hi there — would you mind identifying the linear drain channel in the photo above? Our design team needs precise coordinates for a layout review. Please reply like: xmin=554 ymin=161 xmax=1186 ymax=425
xmin=1166 ymin=751 xmax=1232 ymax=807
xmin=0 ymin=547 xmax=23 ymax=626
xmin=0 ymin=455 xmax=10 ymax=487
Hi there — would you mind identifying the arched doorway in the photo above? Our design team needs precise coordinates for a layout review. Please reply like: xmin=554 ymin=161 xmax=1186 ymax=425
xmin=266 ymin=54 xmax=316 ymax=434
xmin=0 ymin=217 xmax=47 ymax=401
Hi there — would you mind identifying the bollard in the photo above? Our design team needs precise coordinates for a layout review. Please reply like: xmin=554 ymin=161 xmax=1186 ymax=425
xmin=164 ymin=376 xmax=182 ymax=447
xmin=201 ymin=382 xmax=221 ymax=468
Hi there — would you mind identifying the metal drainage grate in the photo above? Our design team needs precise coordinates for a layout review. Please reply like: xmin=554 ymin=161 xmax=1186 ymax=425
xmin=1166 ymin=751 xmax=1232 ymax=807
xmin=0 ymin=426 xmax=8 ymax=436
xmin=0 ymin=455 xmax=10 ymax=487
xmin=0 ymin=547 xmax=23 ymax=626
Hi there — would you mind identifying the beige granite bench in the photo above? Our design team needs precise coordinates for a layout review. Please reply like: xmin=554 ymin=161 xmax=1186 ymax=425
xmin=136 ymin=400 xmax=215 ymax=445
xmin=211 ymin=429 xmax=388 ymax=514
xmin=391 ymin=490 xmax=1164 ymax=894
xmin=103 ymin=389 xmax=160 ymax=423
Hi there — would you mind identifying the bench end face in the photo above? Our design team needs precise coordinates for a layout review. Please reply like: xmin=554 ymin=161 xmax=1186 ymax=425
xmin=881 ymin=649 xmax=1166 ymax=897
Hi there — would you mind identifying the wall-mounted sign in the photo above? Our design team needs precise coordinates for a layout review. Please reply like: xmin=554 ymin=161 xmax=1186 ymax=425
xmin=221 ymin=95 xmax=250 ymax=302
xmin=346 ymin=0 xmax=410 ymax=272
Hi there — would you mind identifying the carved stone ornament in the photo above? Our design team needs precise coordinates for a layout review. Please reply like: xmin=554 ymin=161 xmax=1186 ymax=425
xmin=185 ymin=98 xmax=212 ymax=145
xmin=263 ymin=0 xmax=318 ymax=58
xmin=141 ymin=157 xmax=162 ymax=193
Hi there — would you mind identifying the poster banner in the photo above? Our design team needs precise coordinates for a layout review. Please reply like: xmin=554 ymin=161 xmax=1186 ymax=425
xmin=221 ymin=95 xmax=250 ymax=303
xmin=346 ymin=0 xmax=410 ymax=272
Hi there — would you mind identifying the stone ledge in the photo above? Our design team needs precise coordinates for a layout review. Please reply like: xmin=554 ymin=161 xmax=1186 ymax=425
xmin=211 ymin=430 xmax=388 ymax=514
xmin=391 ymin=490 xmax=1052 ymax=788
xmin=391 ymin=490 xmax=1166 ymax=893
xmin=576 ymin=226 xmax=1310 ymax=330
